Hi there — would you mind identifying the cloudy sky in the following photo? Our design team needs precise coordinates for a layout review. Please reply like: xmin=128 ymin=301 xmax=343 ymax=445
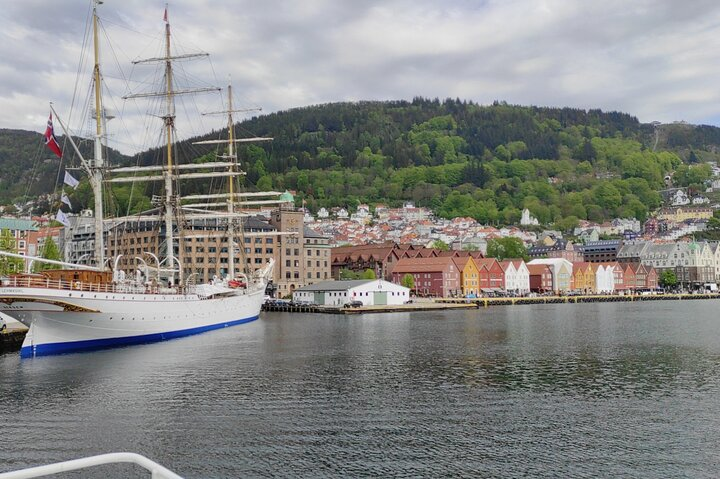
xmin=2 ymin=0 xmax=720 ymax=154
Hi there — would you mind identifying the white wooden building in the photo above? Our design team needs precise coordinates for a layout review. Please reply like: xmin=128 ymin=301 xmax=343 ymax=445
xmin=500 ymin=260 xmax=530 ymax=293
xmin=293 ymin=279 xmax=410 ymax=306
xmin=595 ymin=264 xmax=615 ymax=293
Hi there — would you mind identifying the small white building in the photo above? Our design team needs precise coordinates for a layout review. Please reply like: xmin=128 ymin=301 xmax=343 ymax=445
xmin=317 ymin=207 xmax=329 ymax=219
xmin=292 ymin=279 xmax=410 ymax=306
xmin=520 ymin=208 xmax=539 ymax=226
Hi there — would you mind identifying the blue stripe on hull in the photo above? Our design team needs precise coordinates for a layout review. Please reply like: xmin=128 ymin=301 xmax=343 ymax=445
xmin=20 ymin=314 xmax=259 ymax=358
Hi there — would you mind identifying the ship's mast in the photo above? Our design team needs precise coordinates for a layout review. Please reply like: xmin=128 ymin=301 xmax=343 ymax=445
xmin=226 ymin=84 xmax=236 ymax=280
xmin=91 ymin=0 xmax=105 ymax=269
xmin=162 ymin=9 xmax=177 ymax=284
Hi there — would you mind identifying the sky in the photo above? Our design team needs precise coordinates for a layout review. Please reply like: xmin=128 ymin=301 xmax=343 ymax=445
xmin=2 ymin=0 xmax=720 ymax=155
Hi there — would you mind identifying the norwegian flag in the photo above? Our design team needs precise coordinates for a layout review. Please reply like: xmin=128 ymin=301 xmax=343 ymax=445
xmin=44 ymin=113 xmax=62 ymax=158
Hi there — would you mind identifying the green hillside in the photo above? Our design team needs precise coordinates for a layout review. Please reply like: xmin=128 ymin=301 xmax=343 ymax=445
xmin=4 ymin=98 xmax=720 ymax=227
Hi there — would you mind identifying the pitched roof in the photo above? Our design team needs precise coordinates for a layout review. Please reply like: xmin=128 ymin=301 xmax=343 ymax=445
xmin=0 ymin=218 xmax=38 ymax=232
xmin=294 ymin=279 xmax=377 ymax=292
xmin=527 ymin=264 xmax=552 ymax=275
xmin=393 ymin=256 xmax=458 ymax=273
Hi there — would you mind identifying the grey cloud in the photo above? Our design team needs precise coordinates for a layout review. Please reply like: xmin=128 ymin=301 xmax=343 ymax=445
xmin=2 ymin=0 xmax=720 ymax=154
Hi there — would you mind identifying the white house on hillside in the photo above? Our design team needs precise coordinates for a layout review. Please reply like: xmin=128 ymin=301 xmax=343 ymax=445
xmin=293 ymin=279 xmax=410 ymax=306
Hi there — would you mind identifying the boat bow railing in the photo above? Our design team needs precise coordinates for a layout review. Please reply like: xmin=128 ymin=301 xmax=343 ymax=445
xmin=0 ymin=452 xmax=183 ymax=479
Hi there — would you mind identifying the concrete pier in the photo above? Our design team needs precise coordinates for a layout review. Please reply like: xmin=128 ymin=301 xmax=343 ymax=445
xmin=263 ymin=292 xmax=720 ymax=315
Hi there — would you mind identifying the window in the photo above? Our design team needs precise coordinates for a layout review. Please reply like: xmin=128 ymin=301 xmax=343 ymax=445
xmin=266 ymin=238 xmax=273 ymax=244
xmin=255 ymin=248 xmax=262 ymax=254
xmin=244 ymin=238 xmax=251 ymax=244
xmin=266 ymin=248 xmax=273 ymax=254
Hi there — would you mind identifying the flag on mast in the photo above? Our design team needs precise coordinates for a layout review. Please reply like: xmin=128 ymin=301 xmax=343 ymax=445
xmin=56 ymin=209 xmax=70 ymax=227
xmin=60 ymin=192 xmax=72 ymax=209
xmin=64 ymin=171 xmax=80 ymax=189
xmin=44 ymin=113 xmax=63 ymax=158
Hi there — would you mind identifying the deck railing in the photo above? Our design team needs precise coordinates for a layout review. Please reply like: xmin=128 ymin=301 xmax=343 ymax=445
xmin=0 ymin=276 xmax=158 ymax=295
xmin=0 ymin=452 xmax=183 ymax=479
xmin=0 ymin=275 xmax=257 ymax=298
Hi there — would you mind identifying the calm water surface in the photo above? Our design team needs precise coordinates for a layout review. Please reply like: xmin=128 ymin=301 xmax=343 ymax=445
xmin=2 ymin=301 xmax=720 ymax=477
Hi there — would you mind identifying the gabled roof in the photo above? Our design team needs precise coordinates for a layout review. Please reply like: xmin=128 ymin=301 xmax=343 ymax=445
xmin=295 ymin=279 xmax=378 ymax=292
xmin=393 ymin=256 xmax=459 ymax=273
xmin=527 ymin=264 xmax=552 ymax=275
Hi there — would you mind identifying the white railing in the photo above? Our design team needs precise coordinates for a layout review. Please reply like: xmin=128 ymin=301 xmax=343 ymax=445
xmin=0 ymin=452 xmax=183 ymax=479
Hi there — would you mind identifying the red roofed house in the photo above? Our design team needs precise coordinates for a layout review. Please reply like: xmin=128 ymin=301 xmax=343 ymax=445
xmin=476 ymin=258 xmax=505 ymax=291
xmin=392 ymin=256 xmax=462 ymax=297
xmin=331 ymin=242 xmax=401 ymax=280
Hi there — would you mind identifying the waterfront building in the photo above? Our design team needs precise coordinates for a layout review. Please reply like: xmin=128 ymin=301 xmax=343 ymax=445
xmin=476 ymin=258 xmax=505 ymax=292
xmin=595 ymin=264 xmax=615 ymax=293
xmin=392 ymin=256 xmax=461 ymax=297
xmin=527 ymin=264 xmax=553 ymax=292
xmin=331 ymin=241 xmax=401 ymax=280
xmin=527 ymin=258 xmax=573 ymax=292
xmin=292 ymin=279 xmax=410 ymax=306
xmin=619 ymin=241 xmax=714 ymax=286
xmin=106 ymin=208 xmax=330 ymax=296
xmin=571 ymin=262 xmax=596 ymax=293
xmin=602 ymin=262 xmax=625 ymax=291
xmin=453 ymin=256 xmax=480 ymax=297
xmin=499 ymin=260 xmax=530 ymax=293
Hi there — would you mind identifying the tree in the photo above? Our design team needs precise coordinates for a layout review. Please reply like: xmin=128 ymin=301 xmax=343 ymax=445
xmin=659 ymin=270 xmax=678 ymax=290
xmin=486 ymin=237 xmax=528 ymax=261
xmin=33 ymin=237 xmax=61 ymax=273
xmin=0 ymin=229 xmax=23 ymax=275
xmin=401 ymin=273 xmax=415 ymax=289
xmin=431 ymin=240 xmax=450 ymax=251
xmin=361 ymin=269 xmax=376 ymax=279
xmin=339 ymin=268 xmax=360 ymax=280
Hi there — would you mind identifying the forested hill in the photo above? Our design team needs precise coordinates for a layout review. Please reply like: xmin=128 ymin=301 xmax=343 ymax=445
xmin=0 ymin=129 xmax=129 ymax=205
xmin=172 ymin=98 xmax=720 ymax=227
xmin=4 ymin=98 xmax=720 ymax=227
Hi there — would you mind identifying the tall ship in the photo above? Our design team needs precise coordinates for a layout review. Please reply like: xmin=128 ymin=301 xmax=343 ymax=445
xmin=0 ymin=1 xmax=276 ymax=358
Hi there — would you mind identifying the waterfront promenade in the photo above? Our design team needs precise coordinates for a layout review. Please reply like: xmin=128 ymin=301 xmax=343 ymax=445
xmin=263 ymin=292 xmax=720 ymax=314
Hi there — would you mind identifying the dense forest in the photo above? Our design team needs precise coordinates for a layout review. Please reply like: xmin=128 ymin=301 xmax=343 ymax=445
xmin=3 ymin=98 xmax=720 ymax=227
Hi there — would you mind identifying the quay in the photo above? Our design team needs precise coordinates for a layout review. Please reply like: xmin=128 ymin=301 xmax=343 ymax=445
xmin=0 ymin=323 xmax=28 ymax=354
xmin=263 ymin=292 xmax=720 ymax=314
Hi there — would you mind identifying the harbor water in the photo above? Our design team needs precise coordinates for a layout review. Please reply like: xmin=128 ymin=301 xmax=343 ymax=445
xmin=2 ymin=301 xmax=720 ymax=477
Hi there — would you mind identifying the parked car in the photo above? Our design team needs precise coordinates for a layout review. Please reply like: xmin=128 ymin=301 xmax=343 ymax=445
xmin=0 ymin=316 xmax=6 ymax=332
xmin=344 ymin=300 xmax=363 ymax=308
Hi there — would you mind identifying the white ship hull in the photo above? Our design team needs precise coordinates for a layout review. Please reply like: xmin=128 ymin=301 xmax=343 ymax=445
xmin=0 ymin=285 xmax=264 ymax=358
